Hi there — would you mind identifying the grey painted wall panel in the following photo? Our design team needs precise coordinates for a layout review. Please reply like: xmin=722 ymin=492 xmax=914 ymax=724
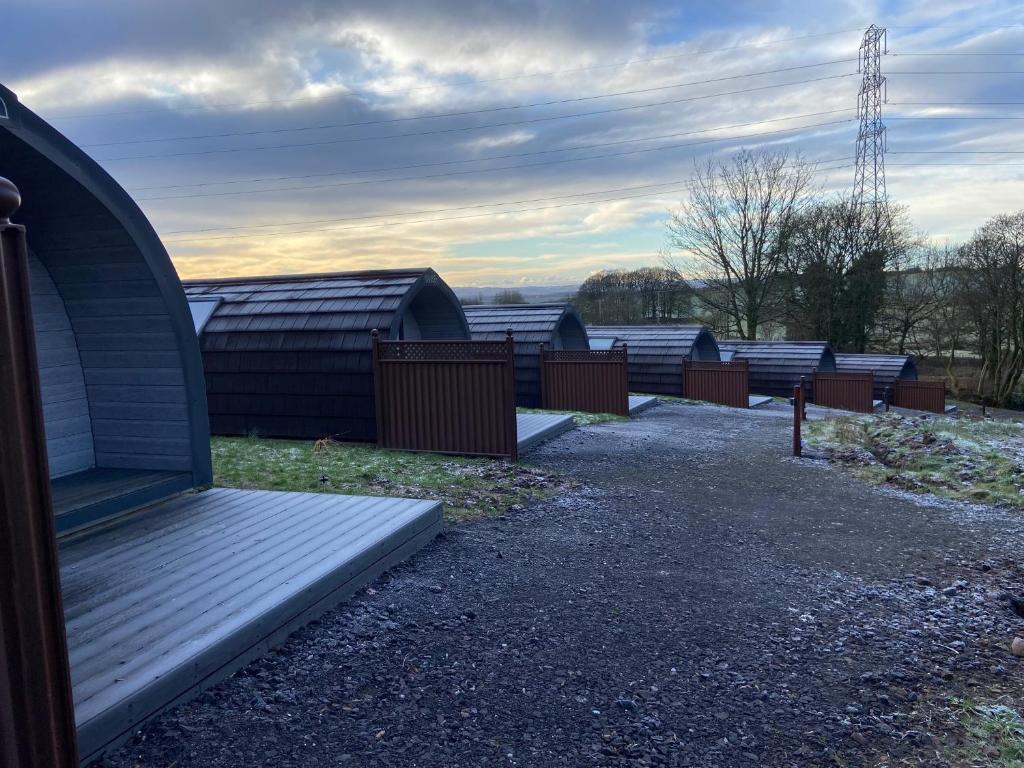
xmin=28 ymin=251 xmax=95 ymax=478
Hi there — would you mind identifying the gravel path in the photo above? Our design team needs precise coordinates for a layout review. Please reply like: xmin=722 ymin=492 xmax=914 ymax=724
xmin=99 ymin=402 xmax=1024 ymax=767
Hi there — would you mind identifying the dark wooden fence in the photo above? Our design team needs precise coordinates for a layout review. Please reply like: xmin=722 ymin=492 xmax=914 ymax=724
xmin=539 ymin=347 xmax=629 ymax=416
xmin=0 ymin=178 xmax=80 ymax=767
xmin=813 ymin=371 xmax=875 ymax=413
xmin=681 ymin=360 xmax=750 ymax=408
xmin=372 ymin=330 xmax=519 ymax=460
xmin=893 ymin=379 xmax=946 ymax=413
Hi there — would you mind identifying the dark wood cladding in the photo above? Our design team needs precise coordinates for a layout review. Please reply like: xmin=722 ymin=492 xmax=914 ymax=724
xmin=464 ymin=303 xmax=589 ymax=408
xmin=813 ymin=371 xmax=875 ymax=413
xmin=835 ymin=353 xmax=918 ymax=401
xmin=893 ymin=379 xmax=946 ymax=413
xmin=587 ymin=325 xmax=721 ymax=396
xmin=682 ymin=360 xmax=749 ymax=408
xmin=539 ymin=347 xmax=629 ymax=416
xmin=372 ymin=334 xmax=518 ymax=459
xmin=0 ymin=197 xmax=79 ymax=768
xmin=185 ymin=269 xmax=469 ymax=442
xmin=717 ymin=341 xmax=836 ymax=398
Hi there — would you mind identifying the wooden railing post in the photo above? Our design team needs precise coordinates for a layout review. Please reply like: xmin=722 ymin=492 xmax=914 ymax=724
xmin=800 ymin=375 xmax=808 ymax=421
xmin=505 ymin=329 xmax=518 ymax=462
xmin=0 ymin=177 xmax=80 ymax=767
xmin=792 ymin=384 xmax=803 ymax=457
xmin=370 ymin=329 xmax=385 ymax=446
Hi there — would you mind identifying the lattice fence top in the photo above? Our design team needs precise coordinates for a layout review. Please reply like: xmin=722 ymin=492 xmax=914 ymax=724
xmin=685 ymin=360 xmax=748 ymax=370
xmin=815 ymin=370 xmax=873 ymax=381
xmin=375 ymin=338 xmax=511 ymax=362
xmin=541 ymin=348 xmax=626 ymax=363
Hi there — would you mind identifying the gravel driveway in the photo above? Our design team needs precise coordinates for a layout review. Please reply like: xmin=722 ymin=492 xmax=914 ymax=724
xmin=99 ymin=402 xmax=1024 ymax=767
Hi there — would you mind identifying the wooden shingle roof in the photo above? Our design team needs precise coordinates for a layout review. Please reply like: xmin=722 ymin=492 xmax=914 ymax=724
xmin=716 ymin=340 xmax=836 ymax=397
xmin=184 ymin=268 xmax=468 ymax=352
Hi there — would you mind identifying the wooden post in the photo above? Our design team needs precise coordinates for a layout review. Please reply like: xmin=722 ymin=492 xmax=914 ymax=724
xmin=799 ymin=375 xmax=808 ymax=421
xmin=792 ymin=383 xmax=803 ymax=457
xmin=883 ymin=385 xmax=891 ymax=412
xmin=0 ymin=177 xmax=80 ymax=767
xmin=370 ymin=329 xmax=385 ymax=446
xmin=504 ymin=329 xmax=518 ymax=462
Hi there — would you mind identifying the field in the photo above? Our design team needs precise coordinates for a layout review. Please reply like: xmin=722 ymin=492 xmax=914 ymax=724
xmin=806 ymin=412 xmax=1024 ymax=508
xmin=211 ymin=436 xmax=571 ymax=522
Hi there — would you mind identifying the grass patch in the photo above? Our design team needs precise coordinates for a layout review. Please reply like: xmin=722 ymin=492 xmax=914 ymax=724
xmin=517 ymin=407 xmax=627 ymax=427
xmin=805 ymin=413 xmax=1024 ymax=508
xmin=211 ymin=436 xmax=572 ymax=522
xmin=948 ymin=699 xmax=1024 ymax=767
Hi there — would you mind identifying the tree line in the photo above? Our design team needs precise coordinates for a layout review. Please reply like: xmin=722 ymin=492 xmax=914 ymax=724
xmin=572 ymin=150 xmax=1024 ymax=407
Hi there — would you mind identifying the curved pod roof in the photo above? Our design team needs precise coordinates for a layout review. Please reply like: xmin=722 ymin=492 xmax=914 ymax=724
xmin=184 ymin=268 xmax=469 ymax=441
xmin=0 ymin=83 xmax=212 ymax=531
xmin=835 ymin=353 xmax=918 ymax=400
xmin=464 ymin=303 xmax=589 ymax=407
xmin=717 ymin=340 xmax=836 ymax=397
xmin=587 ymin=325 xmax=721 ymax=396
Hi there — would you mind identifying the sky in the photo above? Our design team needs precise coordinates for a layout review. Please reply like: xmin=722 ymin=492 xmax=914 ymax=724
xmin=3 ymin=0 xmax=1023 ymax=287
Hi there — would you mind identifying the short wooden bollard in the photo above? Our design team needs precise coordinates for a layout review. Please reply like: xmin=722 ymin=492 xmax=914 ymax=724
xmin=792 ymin=383 xmax=803 ymax=457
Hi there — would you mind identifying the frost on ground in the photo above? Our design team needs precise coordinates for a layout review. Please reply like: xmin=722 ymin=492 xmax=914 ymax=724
xmin=806 ymin=412 xmax=1024 ymax=510
xmin=211 ymin=436 xmax=573 ymax=521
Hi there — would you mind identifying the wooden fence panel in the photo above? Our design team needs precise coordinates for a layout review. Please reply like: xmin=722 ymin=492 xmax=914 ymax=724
xmin=813 ymin=371 xmax=875 ymax=413
xmin=372 ymin=332 xmax=518 ymax=460
xmin=893 ymin=379 xmax=946 ymax=414
xmin=682 ymin=360 xmax=750 ymax=408
xmin=539 ymin=347 xmax=629 ymax=416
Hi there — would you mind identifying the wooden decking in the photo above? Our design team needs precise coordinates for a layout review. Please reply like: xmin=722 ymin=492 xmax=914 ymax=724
xmin=60 ymin=487 xmax=442 ymax=764
xmin=628 ymin=395 xmax=658 ymax=415
xmin=52 ymin=467 xmax=194 ymax=534
xmin=515 ymin=412 xmax=576 ymax=453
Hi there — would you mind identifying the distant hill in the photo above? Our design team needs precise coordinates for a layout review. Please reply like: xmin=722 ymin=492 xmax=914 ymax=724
xmin=453 ymin=284 xmax=580 ymax=304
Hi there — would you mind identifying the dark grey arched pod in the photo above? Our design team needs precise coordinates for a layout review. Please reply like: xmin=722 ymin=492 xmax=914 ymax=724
xmin=464 ymin=303 xmax=589 ymax=407
xmin=0 ymin=83 xmax=212 ymax=532
xmin=835 ymin=353 xmax=918 ymax=400
xmin=587 ymin=325 xmax=721 ymax=396
xmin=716 ymin=340 xmax=836 ymax=397
xmin=185 ymin=268 xmax=469 ymax=441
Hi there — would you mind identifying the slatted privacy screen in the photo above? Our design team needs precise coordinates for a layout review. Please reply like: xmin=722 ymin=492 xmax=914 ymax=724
xmin=682 ymin=360 xmax=750 ymax=408
xmin=539 ymin=347 xmax=629 ymax=416
xmin=813 ymin=371 xmax=875 ymax=413
xmin=893 ymin=379 xmax=946 ymax=414
xmin=372 ymin=332 xmax=519 ymax=460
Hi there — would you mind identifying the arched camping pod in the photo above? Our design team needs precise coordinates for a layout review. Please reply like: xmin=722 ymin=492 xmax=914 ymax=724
xmin=835 ymin=353 xmax=918 ymax=401
xmin=0 ymin=83 xmax=212 ymax=533
xmin=587 ymin=325 xmax=721 ymax=396
xmin=716 ymin=340 xmax=836 ymax=397
xmin=463 ymin=303 xmax=589 ymax=407
xmin=184 ymin=269 xmax=470 ymax=442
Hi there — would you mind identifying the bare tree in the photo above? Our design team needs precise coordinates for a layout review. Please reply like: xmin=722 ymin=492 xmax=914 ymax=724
xmin=664 ymin=150 xmax=813 ymax=339
xmin=781 ymin=197 xmax=916 ymax=351
xmin=958 ymin=211 xmax=1024 ymax=405
xmin=493 ymin=288 xmax=526 ymax=305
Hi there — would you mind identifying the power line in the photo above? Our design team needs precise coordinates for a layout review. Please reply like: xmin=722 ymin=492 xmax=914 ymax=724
xmin=130 ymin=108 xmax=856 ymax=192
xmin=97 ymin=73 xmax=857 ymax=163
xmin=889 ymin=150 xmax=1024 ymax=153
xmin=890 ymin=101 xmax=1024 ymax=105
xmin=885 ymin=69 xmax=1024 ymax=73
xmin=81 ymin=59 xmax=857 ymax=149
xmin=46 ymin=28 xmax=865 ymax=121
xmin=160 ymin=161 xmax=853 ymax=246
xmin=891 ymin=52 xmax=1024 ymax=56
xmin=164 ymin=163 xmax=854 ymax=237
xmin=161 ymin=180 xmax=708 ymax=235
xmin=136 ymin=118 xmax=855 ymax=201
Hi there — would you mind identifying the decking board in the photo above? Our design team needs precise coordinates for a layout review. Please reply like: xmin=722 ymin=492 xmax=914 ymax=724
xmin=516 ymin=412 xmax=576 ymax=453
xmin=60 ymin=487 xmax=442 ymax=764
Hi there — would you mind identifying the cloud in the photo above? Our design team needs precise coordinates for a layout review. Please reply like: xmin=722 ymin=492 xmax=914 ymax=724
xmin=5 ymin=0 xmax=1023 ymax=285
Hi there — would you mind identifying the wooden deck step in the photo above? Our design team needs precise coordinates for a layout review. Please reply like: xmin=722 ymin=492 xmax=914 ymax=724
xmin=60 ymin=487 xmax=442 ymax=764
xmin=515 ymin=412 xmax=575 ymax=453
